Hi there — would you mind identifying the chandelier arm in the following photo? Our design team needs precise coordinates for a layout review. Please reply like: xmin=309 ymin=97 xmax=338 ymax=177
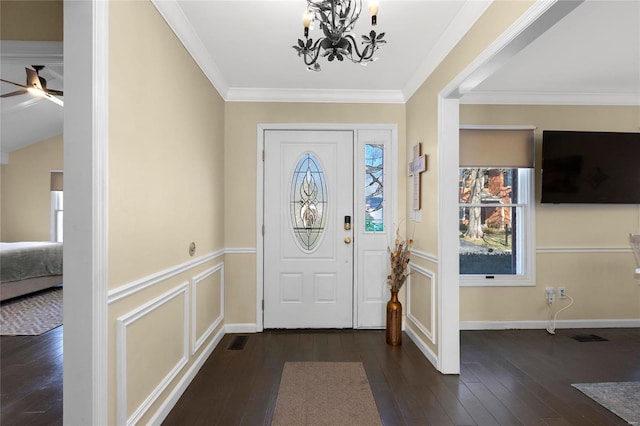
xmin=344 ymin=34 xmax=376 ymax=62
xmin=302 ymin=39 xmax=323 ymax=66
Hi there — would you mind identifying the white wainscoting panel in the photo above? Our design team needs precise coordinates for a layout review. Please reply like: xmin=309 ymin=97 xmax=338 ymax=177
xmin=191 ymin=262 xmax=224 ymax=355
xmin=410 ymin=249 xmax=439 ymax=265
xmin=147 ymin=326 xmax=226 ymax=425
xmin=406 ymin=264 xmax=436 ymax=345
xmin=108 ymin=250 xmax=224 ymax=304
xmin=116 ymin=283 xmax=190 ymax=426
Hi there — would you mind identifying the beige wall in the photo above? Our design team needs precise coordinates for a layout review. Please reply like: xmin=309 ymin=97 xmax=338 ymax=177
xmin=107 ymin=2 xmax=225 ymax=424
xmin=459 ymin=104 xmax=640 ymax=322
xmin=108 ymin=1 xmax=225 ymax=288
xmin=0 ymin=0 xmax=62 ymax=41
xmin=223 ymin=102 xmax=407 ymax=325
xmin=1 ymin=135 xmax=63 ymax=241
xmin=404 ymin=0 xmax=536 ymax=354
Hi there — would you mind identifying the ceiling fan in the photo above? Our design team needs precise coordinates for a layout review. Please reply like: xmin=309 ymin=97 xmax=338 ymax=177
xmin=0 ymin=65 xmax=64 ymax=107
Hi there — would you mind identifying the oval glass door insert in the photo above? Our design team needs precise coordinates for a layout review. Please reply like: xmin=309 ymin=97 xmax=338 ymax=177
xmin=290 ymin=152 xmax=327 ymax=251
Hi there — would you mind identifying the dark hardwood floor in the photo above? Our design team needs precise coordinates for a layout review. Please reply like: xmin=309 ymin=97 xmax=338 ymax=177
xmin=164 ymin=328 xmax=639 ymax=425
xmin=2 ymin=327 xmax=638 ymax=425
xmin=0 ymin=325 xmax=63 ymax=426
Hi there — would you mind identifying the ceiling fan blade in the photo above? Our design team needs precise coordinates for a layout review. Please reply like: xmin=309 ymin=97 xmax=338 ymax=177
xmin=43 ymin=93 xmax=64 ymax=107
xmin=1 ymin=89 xmax=29 ymax=98
xmin=0 ymin=78 xmax=28 ymax=89
xmin=46 ymin=89 xmax=64 ymax=96
xmin=26 ymin=67 xmax=43 ymax=90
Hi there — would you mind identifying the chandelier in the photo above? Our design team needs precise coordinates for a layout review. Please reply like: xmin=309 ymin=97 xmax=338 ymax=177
xmin=292 ymin=0 xmax=386 ymax=71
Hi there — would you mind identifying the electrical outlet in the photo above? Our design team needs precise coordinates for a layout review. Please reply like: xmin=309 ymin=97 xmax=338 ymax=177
xmin=558 ymin=287 xmax=567 ymax=299
xmin=545 ymin=287 xmax=556 ymax=304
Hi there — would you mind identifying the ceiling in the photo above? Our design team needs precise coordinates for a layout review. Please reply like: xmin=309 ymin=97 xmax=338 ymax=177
xmin=1 ymin=0 xmax=638 ymax=158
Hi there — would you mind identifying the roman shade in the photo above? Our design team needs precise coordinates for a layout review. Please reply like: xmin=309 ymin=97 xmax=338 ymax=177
xmin=460 ymin=127 xmax=535 ymax=168
xmin=50 ymin=171 xmax=63 ymax=191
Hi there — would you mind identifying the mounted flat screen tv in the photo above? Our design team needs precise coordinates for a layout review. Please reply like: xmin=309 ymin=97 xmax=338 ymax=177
xmin=541 ymin=130 xmax=640 ymax=204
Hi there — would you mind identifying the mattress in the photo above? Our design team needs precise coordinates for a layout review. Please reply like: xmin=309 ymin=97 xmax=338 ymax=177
xmin=0 ymin=242 xmax=63 ymax=283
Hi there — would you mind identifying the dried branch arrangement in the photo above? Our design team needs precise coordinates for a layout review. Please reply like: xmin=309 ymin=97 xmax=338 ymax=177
xmin=387 ymin=228 xmax=413 ymax=292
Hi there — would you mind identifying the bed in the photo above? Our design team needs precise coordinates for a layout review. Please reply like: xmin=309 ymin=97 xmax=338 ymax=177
xmin=1 ymin=242 xmax=63 ymax=302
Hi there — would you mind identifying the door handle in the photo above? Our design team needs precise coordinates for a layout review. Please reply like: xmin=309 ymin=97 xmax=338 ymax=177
xmin=344 ymin=236 xmax=352 ymax=244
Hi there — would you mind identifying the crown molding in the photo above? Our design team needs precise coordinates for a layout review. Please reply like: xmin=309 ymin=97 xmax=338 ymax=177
xmin=149 ymin=1 xmax=636 ymax=107
xmin=461 ymin=90 xmax=640 ymax=106
xmin=225 ymin=87 xmax=405 ymax=104
xmin=151 ymin=0 xmax=229 ymax=99
xmin=403 ymin=0 xmax=492 ymax=100
xmin=0 ymin=41 xmax=63 ymax=64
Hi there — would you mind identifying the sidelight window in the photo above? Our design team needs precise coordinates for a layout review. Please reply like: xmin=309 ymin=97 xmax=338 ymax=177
xmin=365 ymin=144 xmax=384 ymax=232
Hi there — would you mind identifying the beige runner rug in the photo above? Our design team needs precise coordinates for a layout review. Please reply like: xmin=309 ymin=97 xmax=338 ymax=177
xmin=272 ymin=362 xmax=382 ymax=426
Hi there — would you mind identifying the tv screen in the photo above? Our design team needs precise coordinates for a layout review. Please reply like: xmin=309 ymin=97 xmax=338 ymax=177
xmin=541 ymin=130 xmax=640 ymax=204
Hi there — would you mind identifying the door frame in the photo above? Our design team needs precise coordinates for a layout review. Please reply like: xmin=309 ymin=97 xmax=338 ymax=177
xmin=256 ymin=124 xmax=398 ymax=331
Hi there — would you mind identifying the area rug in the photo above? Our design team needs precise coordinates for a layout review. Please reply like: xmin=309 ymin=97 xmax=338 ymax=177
xmin=272 ymin=362 xmax=382 ymax=426
xmin=0 ymin=287 xmax=63 ymax=336
xmin=572 ymin=381 xmax=640 ymax=425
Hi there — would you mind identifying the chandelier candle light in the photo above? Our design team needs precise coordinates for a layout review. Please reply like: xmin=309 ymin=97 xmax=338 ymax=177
xmin=293 ymin=0 xmax=386 ymax=71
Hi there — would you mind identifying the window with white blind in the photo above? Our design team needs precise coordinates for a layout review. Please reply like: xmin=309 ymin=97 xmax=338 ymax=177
xmin=459 ymin=127 xmax=535 ymax=286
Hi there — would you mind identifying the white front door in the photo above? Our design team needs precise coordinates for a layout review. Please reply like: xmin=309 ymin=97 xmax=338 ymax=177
xmin=264 ymin=130 xmax=354 ymax=328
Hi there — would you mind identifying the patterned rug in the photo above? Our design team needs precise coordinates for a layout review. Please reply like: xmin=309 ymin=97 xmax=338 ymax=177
xmin=572 ymin=381 xmax=640 ymax=425
xmin=0 ymin=287 xmax=63 ymax=336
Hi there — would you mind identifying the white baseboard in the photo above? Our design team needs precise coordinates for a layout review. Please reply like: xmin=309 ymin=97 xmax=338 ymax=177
xmin=225 ymin=323 xmax=258 ymax=333
xmin=148 ymin=326 xmax=225 ymax=425
xmin=404 ymin=324 xmax=438 ymax=369
xmin=461 ymin=318 xmax=640 ymax=330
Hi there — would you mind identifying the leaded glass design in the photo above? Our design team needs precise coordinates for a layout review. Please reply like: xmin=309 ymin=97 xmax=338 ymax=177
xmin=365 ymin=144 xmax=384 ymax=232
xmin=290 ymin=152 xmax=327 ymax=251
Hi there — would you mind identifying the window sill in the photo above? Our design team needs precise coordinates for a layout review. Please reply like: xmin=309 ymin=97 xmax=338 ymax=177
xmin=460 ymin=276 xmax=535 ymax=287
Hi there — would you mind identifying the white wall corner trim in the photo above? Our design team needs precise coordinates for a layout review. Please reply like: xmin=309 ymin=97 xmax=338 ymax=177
xmin=461 ymin=319 xmax=640 ymax=330
xmin=147 ymin=326 xmax=225 ymax=426
xmin=63 ymin=1 xmax=109 ymax=424
xmin=405 ymin=325 xmax=439 ymax=368
xmin=108 ymin=249 xmax=224 ymax=304
xmin=191 ymin=262 xmax=225 ymax=355
xmin=407 ymin=264 xmax=437 ymax=345
xmin=436 ymin=96 xmax=461 ymax=374
xmin=116 ymin=283 xmax=190 ymax=426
